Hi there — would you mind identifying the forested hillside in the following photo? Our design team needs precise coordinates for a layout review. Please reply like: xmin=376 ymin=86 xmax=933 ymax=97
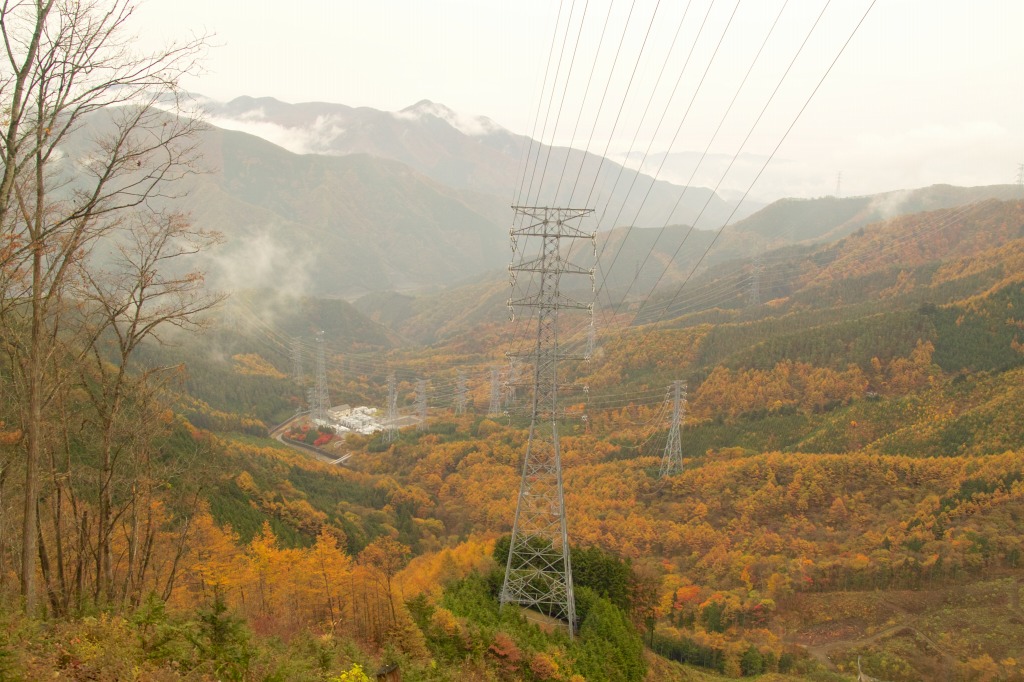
xmin=16 ymin=196 xmax=1011 ymax=680
xmin=1 ymin=6 xmax=1021 ymax=680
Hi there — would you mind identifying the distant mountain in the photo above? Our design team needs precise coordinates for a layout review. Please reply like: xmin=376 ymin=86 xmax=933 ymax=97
xmin=353 ymin=189 xmax=1024 ymax=343
xmin=731 ymin=184 xmax=1020 ymax=245
xmin=181 ymin=123 xmax=511 ymax=297
xmin=639 ymin=196 xmax=1024 ymax=329
xmin=200 ymin=96 xmax=739 ymax=229
xmin=65 ymin=103 xmax=1017 ymax=303
xmin=55 ymin=107 xmax=514 ymax=297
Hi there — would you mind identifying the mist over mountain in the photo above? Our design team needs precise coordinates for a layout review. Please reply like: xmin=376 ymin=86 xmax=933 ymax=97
xmin=356 ymin=184 xmax=1021 ymax=344
xmin=66 ymin=98 xmax=1017 ymax=304
xmin=199 ymin=95 xmax=746 ymax=230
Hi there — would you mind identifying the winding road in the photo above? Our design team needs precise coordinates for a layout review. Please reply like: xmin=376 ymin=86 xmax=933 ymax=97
xmin=268 ymin=413 xmax=351 ymax=466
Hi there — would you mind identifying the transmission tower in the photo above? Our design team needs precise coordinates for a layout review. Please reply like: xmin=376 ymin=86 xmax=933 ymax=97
xmin=384 ymin=373 xmax=398 ymax=444
xmin=313 ymin=331 xmax=330 ymax=424
xmin=506 ymin=357 xmax=520 ymax=408
xmin=659 ymin=381 xmax=687 ymax=479
xmin=455 ymin=371 xmax=468 ymax=416
xmin=489 ymin=367 xmax=502 ymax=416
xmin=585 ymin=308 xmax=597 ymax=360
xmin=415 ymin=379 xmax=428 ymax=431
xmin=292 ymin=337 xmax=303 ymax=385
xmin=835 ymin=171 xmax=842 ymax=198
xmin=292 ymin=337 xmax=304 ymax=412
xmin=749 ymin=253 xmax=763 ymax=307
xmin=500 ymin=206 xmax=595 ymax=637
xmin=1017 ymin=163 xmax=1024 ymax=195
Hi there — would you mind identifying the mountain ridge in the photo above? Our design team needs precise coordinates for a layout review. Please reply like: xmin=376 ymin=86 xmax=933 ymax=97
xmin=199 ymin=94 xmax=742 ymax=229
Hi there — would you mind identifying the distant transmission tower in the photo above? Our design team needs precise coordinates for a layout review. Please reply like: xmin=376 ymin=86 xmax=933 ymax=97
xmin=313 ymin=331 xmax=330 ymax=424
xmin=835 ymin=171 xmax=842 ymax=198
xmin=455 ymin=371 xmax=468 ymax=416
xmin=292 ymin=337 xmax=303 ymax=385
xmin=384 ymin=373 xmax=398 ymax=444
xmin=292 ymin=337 xmax=304 ymax=412
xmin=500 ymin=206 xmax=595 ymax=637
xmin=489 ymin=367 xmax=502 ymax=416
xmin=1017 ymin=163 xmax=1023 ymax=195
xmin=505 ymin=357 xmax=519 ymax=408
xmin=415 ymin=379 xmax=428 ymax=431
xmin=749 ymin=253 xmax=763 ymax=307
xmin=659 ymin=381 xmax=687 ymax=479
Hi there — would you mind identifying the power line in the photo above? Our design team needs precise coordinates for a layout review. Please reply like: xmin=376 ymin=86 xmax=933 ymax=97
xmin=522 ymin=0 xmax=586 ymax=207
xmin=598 ymin=0 xmax=791 ymax=319
xmin=633 ymin=0 xmax=879 ymax=340
xmin=514 ymin=0 xmax=571 ymax=208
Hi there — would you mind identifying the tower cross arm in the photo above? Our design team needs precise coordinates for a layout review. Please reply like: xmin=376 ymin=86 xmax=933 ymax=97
xmin=510 ymin=256 xmax=594 ymax=276
xmin=510 ymin=206 xmax=595 ymax=239
xmin=507 ymin=293 xmax=594 ymax=310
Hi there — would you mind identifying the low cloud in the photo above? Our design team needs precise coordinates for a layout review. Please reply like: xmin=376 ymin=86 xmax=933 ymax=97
xmin=392 ymin=101 xmax=503 ymax=137
xmin=206 ymin=112 xmax=347 ymax=155
xmin=204 ymin=229 xmax=311 ymax=299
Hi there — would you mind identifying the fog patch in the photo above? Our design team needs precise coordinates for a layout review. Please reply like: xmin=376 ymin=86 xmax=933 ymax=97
xmin=205 ymin=112 xmax=347 ymax=155
xmin=204 ymin=229 xmax=310 ymax=299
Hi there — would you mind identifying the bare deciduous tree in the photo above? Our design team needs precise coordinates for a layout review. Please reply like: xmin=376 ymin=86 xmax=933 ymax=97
xmin=78 ymin=209 xmax=223 ymax=603
xmin=0 ymin=0 xmax=209 ymax=611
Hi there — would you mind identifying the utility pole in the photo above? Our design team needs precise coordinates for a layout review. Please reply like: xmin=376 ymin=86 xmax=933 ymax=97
xmin=659 ymin=381 xmax=687 ymax=479
xmin=500 ymin=205 xmax=595 ymax=637
xmin=313 ymin=331 xmax=330 ymax=424
xmin=415 ymin=379 xmax=428 ymax=431
xmin=455 ymin=371 xmax=468 ymax=416
xmin=489 ymin=367 xmax=502 ymax=416
xmin=384 ymin=373 xmax=398 ymax=444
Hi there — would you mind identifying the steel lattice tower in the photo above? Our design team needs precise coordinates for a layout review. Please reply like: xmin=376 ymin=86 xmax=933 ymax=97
xmin=505 ymin=357 xmax=519 ymax=408
xmin=313 ymin=331 xmax=330 ymax=424
xmin=585 ymin=308 xmax=597 ymax=360
xmin=415 ymin=379 xmax=428 ymax=431
xmin=659 ymin=381 xmax=687 ymax=479
xmin=455 ymin=371 xmax=468 ymax=416
xmin=292 ymin=337 xmax=304 ymax=412
xmin=500 ymin=206 xmax=594 ymax=637
xmin=489 ymin=367 xmax=502 ymax=416
xmin=292 ymin=337 xmax=303 ymax=384
xmin=750 ymin=253 xmax=763 ymax=308
xmin=384 ymin=373 xmax=398 ymax=444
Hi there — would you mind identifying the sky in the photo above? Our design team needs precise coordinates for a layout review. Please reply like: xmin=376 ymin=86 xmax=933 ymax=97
xmin=134 ymin=0 xmax=1024 ymax=201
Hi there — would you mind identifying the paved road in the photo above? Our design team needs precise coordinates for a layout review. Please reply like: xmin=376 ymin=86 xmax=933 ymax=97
xmin=269 ymin=413 xmax=350 ymax=466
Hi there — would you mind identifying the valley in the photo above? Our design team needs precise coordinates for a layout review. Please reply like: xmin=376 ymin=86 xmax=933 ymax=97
xmin=1 ymin=2 xmax=1021 ymax=679
xmin=143 ymin=189 xmax=1024 ymax=681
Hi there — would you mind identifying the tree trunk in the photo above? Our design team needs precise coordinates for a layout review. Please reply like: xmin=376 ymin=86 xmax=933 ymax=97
xmin=20 ymin=236 xmax=44 ymax=612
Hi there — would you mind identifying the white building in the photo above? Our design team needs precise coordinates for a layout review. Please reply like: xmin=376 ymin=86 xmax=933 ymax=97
xmin=326 ymin=405 xmax=383 ymax=435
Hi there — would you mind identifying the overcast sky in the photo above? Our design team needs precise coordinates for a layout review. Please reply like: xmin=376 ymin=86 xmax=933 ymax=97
xmin=135 ymin=0 xmax=1023 ymax=200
